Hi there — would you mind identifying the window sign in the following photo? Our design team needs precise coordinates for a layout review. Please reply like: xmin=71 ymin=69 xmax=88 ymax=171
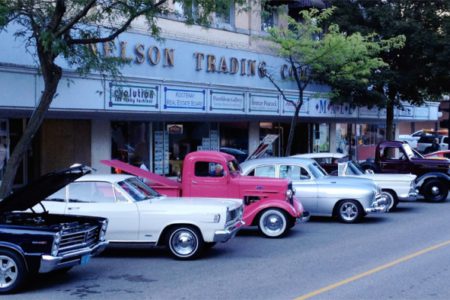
xmin=281 ymin=96 xmax=309 ymax=115
xmin=109 ymin=83 xmax=159 ymax=111
xmin=249 ymin=94 xmax=279 ymax=115
xmin=210 ymin=90 xmax=245 ymax=113
xmin=154 ymin=130 xmax=169 ymax=175
xmin=163 ymin=86 xmax=206 ymax=112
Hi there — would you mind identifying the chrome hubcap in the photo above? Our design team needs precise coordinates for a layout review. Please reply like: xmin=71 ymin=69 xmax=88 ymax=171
xmin=340 ymin=203 xmax=358 ymax=221
xmin=431 ymin=186 xmax=440 ymax=195
xmin=170 ymin=229 xmax=197 ymax=256
xmin=0 ymin=256 xmax=18 ymax=289
xmin=261 ymin=211 xmax=286 ymax=236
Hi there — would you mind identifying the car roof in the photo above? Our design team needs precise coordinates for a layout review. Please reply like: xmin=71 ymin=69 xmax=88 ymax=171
xmin=292 ymin=153 xmax=347 ymax=159
xmin=240 ymin=157 xmax=315 ymax=168
xmin=75 ymin=174 xmax=135 ymax=183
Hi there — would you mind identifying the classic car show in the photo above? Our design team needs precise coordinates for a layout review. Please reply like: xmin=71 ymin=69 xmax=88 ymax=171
xmin=1 ymin=0 xmax=450 ymax=299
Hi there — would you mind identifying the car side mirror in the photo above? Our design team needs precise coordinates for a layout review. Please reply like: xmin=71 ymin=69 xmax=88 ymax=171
xmin=365 ymin=169 xmax=374 ymax=174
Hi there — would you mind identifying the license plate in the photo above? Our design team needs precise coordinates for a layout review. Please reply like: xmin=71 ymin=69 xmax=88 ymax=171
xmin=80 ymin=255 xmax=91 ymax=266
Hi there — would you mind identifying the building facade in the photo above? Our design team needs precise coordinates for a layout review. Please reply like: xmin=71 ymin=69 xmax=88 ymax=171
xmin=0 ymin=2 xmax=440 ymax=185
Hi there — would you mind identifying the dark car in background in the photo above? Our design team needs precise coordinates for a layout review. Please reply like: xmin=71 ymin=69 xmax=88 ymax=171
xmin=0 ymin=165 xmax=108 ymax=293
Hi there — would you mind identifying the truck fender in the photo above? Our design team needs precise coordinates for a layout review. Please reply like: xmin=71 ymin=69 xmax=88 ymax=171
xmin=0 ymin=242 xmax=29 ymax=271
xmin=415 ymin=172 xmax=450 ymax=189
xmin=243 ymin=200 xmax=302 ymax=226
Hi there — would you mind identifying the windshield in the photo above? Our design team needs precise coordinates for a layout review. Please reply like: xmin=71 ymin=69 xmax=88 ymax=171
xmin=403 ymin=144 xmax=423 ymax=159
xmin=117 ymin=177 xmax=161 ymax=202
xmin=308 ymin=162 xmax=328 ymax=178
xmin=347 ymin=161 xmax=364 ymax=175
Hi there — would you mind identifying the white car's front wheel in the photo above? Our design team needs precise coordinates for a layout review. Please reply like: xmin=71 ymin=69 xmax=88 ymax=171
xmin=381 ymin=190 xmax=398 ymax=212
xmin=258 ymin=209 xmax=288 ymax=238
xmin=167 ymin=226 xmax=204 ymax=260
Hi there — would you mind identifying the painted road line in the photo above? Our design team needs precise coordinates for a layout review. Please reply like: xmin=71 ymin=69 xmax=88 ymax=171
xmin=295 ymin=239 xmax=450 ymax=300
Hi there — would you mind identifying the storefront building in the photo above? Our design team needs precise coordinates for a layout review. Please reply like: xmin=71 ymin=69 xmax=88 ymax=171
xmin=0 ymin=5 xmax=440 ymax=185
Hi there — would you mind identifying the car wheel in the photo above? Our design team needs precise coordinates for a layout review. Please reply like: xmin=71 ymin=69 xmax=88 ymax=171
xmin=336 ymin=200 xmax=363 ymax=223
xmin=422 ymin=179 xmax=448 ymax=202
xmin=381 ymin=190 xmax=399 ymax=212
xmin=258 ymin=209 xmax=288 ymax=238
xmin=167 ymin=226 xmax=204 ymax=260
xmin=0 ymin=249 xmax=27 ymax=294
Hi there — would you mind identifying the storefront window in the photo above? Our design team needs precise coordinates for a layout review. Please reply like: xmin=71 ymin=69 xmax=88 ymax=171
xmin=313 ymin=123 xmax=330 ymax=153
xmin=220 ymin=122 xmax=248 ymax=160
xmin=111 ymin=122 xmax=150 ymax=170
xmin=154 ymin=122 xmax=219 ymax=176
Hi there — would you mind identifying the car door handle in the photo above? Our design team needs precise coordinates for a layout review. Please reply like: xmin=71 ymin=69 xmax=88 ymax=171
xmin=192 ymin=180 xmax=198 ymax=184
xmin=68 ymin=207 xmax=80 ymax=210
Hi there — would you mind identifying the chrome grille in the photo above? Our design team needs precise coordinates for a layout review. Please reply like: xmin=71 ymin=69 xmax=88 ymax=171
xmin=59 ymin=225 xmax=99 ymax=253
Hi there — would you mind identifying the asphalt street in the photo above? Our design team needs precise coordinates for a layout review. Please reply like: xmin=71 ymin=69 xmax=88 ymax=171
xmin=5 ymin=197 xmax=450 ymax=300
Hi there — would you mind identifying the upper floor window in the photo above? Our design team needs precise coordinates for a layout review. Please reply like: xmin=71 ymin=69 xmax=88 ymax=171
xmin=261 ymin=7 xmax=278 ymax=32
xmin=215 ymin=1 xmax=234 ymax=26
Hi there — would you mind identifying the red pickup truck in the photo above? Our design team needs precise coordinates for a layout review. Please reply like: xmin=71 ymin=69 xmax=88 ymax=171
xmin=102 ymin=151 xmax=307 ymax=238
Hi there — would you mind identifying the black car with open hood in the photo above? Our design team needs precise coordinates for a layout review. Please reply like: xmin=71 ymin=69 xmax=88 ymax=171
xmin=0 ymin=165 xmax=108 ymax=294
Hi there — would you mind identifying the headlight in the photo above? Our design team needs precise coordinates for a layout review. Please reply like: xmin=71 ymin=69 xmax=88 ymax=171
xmin=99 ymin=220 xmax=108 ymax=241
xmin=286 ymin=189 xmax=294 ymax=199
xmin=52 ymin=232 xmax=61 ymax=256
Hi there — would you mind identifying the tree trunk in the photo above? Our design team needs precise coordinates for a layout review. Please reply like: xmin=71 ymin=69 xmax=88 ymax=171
xmin=385 ymin=98 xmax=395 ymax=141
xmin=285 ymin=90 xmax=303 ymax=156
xmin=0 ymin=63 xmax=62 ymax=198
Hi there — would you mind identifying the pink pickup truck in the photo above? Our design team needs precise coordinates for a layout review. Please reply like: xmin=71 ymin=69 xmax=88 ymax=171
xmin=102 ymin=151 xmax=307 ymax=238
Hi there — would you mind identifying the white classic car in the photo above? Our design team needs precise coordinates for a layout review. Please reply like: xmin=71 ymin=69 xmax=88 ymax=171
xmin=39 ymin=174 xmax=244 ymax=260
xmin=294 ymin=153 xmax=417 ymax=211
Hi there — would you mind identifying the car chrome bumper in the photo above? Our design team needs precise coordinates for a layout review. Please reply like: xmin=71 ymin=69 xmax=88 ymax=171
xmin=365 ymin=197 xmax=388 ymax=214
xmin=399 ymin=190 xmax=418 ymax=201
xmin=297 ymin=211 xmax=310 ymax=223
xmin=39 ymin=240 xmax=109 ymax=273
xmin=213 ymin=220 xmax=245 ymax=243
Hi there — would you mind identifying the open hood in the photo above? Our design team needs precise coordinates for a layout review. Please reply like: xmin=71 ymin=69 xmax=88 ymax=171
xmin=245 ymin=134 xmax=279 ymax=161
xmin=101 ymin=159 xmax=181 ymax=188
xmin=0 ymin=165 xmax=91 ymax=213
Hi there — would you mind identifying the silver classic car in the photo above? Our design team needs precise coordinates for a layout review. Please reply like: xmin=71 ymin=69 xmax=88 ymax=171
xmin=240 ymin=157 xmax=387 ymax=223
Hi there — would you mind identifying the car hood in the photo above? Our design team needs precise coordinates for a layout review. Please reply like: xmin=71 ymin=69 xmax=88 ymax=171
xmin=360 ymin=173 xmax=417 ymax=182
xmin=0 ymin=165 xmax=91 ymax=213
xmin=152 ymin=196 xmax=243 ymax=210
xmin=317 ymin=176 xmax=377 ymax=188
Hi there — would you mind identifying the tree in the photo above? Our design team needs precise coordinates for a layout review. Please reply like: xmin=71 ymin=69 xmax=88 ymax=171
xmin=262 ymin=8 xmax=403 ymax=156
xmin=0 ymin=0 xmax=242 ymax=198
xmin=328 ymin=0 xmax=450 ymax=141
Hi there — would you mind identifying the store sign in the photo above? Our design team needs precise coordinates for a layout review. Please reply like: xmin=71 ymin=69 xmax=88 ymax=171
xmin=311 ymin=99 xmax=357 ymax=117
xmin=210 ymin=91 xmax=245 ymax=113
xmin=282 ymin=96 xmax=309 ymax=115
xmin=108 ymin=83 xmax=158 ymax=110
xmin=163 ymin=87 xmax=206 ymax=111
xmin=249 ymin=94 xmax=279 ymax=114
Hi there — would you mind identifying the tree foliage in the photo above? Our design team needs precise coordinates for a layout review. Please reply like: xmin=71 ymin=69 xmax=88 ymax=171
xmin=328 ymin=0 xmax=450 ymax=140
xmin=0 ymin=0 xmax=243 ymax=198
xmin=263 ymin=7 xmax=404 ymax=155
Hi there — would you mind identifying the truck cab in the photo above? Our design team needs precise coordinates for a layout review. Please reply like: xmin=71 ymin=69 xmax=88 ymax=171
xmin=102 ymin=151 xmax=306 ymax=238
xmin=361 ymin=141 xmax=450 ymax=202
